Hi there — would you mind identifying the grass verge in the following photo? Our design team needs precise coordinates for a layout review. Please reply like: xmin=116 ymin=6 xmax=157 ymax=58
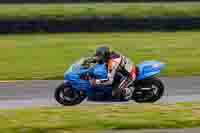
xmin=0 ymin=102 xmax=200 ymax=133
xmin=0 ymin=3 xmax=200 ymax=18
xmin=0 ymin=31 xmax=200 ymax=80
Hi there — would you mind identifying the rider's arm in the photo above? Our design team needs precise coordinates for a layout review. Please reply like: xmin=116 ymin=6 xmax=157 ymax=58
xmin=96 ymin=60 xmax=119 ymax=85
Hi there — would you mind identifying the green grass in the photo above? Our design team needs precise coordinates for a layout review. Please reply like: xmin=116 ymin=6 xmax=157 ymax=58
xmin=0 ymin=3 xmax=200 ymax=18
xmin=0 ymin=102 xmax=200 ymax=133
xmin=0 ymin=31 xmax=200 ymax=80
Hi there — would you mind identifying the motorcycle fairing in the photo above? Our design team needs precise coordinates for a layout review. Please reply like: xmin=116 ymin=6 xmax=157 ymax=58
xmin=136 ymin=60 xmax=165 ymax=80
xmin=64 ymin=63 xmax=108 ymax=91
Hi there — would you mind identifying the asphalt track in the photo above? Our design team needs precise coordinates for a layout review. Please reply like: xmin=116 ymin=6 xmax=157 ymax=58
xmin=91 ymin=128 xmax=200 ymax=133
xmin=0 ymin=77 xmax=200 ymax=108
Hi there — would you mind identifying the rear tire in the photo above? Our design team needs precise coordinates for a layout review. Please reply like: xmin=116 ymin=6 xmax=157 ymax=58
xmin=132 ymin=77 xmax=164 ymax=103
xmin=54 ymin=83 xmax=86 ymax=106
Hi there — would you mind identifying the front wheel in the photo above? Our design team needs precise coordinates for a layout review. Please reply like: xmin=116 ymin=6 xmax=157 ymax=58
xmin=132 ymin=77 xmax=164 ymax=103
xmin=54 ymin=83 xmax=86 ymax=106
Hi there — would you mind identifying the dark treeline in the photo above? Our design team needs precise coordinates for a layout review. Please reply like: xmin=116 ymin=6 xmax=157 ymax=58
xmin=0 ymin=16 xmax=200 ymax=33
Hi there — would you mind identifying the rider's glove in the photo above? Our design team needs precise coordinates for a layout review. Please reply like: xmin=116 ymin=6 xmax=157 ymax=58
xmin=95 ymin=80 xmax=101 ymax=85
xmin=90 ymin=79 xmax=101 ymax=86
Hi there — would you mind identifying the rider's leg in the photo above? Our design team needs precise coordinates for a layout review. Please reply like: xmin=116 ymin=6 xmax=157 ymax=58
xmin=112 ymin=72 xmax=124 ymax=98
xmin=121 ymin=65 xmax=137 ymax=99
xmin=112 ymin=66 xmax=136 ymax=99
xmin=112 ymin=74 xmax=132 ymax=99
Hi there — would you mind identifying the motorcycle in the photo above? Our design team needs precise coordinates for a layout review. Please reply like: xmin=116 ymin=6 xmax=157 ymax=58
xmin=55 ymin=58 xmax=165 ymax=106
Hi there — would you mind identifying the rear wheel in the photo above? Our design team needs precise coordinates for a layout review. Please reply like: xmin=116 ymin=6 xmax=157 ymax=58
xmin=132 ymin=77 xmax=164 ymax=103
xmin=54 ymin=83 xmax=86 ymax=106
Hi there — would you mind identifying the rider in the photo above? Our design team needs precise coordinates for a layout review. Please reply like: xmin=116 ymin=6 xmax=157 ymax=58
xmin=90 ymin=46 xmax=137 ymax=100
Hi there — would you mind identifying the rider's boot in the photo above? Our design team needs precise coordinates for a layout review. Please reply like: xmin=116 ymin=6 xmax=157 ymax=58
xmin=123 ymin=86 xmax=135 ymax=100
xmin=112 ymin=90 xmax=122 ymax=101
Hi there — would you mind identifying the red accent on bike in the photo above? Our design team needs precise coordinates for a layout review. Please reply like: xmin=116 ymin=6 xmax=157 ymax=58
xmin=130 ymin=65 xmax=136 ymax=80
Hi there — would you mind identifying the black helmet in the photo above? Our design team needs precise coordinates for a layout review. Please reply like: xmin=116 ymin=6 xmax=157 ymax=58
xmin=95 ymin=46 xmax=110 ymax=63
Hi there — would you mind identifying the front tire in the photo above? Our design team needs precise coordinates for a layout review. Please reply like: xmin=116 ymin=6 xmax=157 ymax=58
xmin=132 ymin=77 xmax=164 ymax=103
xmin=54 ymin=83 xmax=86 ymax=106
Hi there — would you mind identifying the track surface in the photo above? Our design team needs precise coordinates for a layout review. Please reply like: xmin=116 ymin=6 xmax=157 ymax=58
xmin=0 ymin=77 xmax=200 ymax=108
xmin=96 ymin=128 xmax=200 ymax=133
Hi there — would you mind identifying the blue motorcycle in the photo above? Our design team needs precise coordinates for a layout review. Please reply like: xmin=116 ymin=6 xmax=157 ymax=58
xmin=55 ymin=58 xmax=165 ymax=106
